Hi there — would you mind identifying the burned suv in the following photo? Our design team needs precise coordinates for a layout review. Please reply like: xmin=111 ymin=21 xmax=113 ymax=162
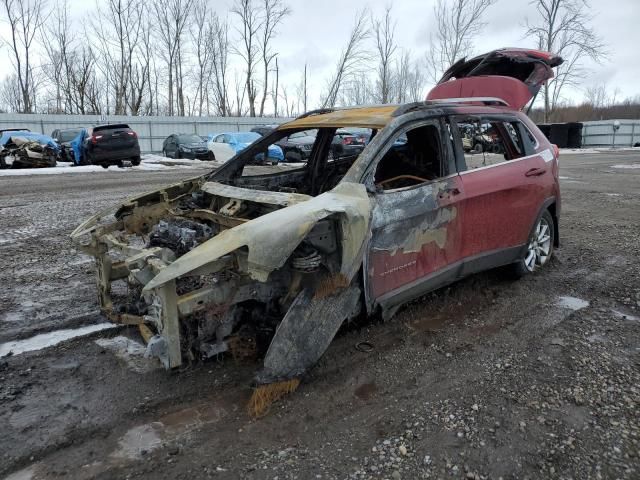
xmin=72 ymin=49 xmax=562 ymax=416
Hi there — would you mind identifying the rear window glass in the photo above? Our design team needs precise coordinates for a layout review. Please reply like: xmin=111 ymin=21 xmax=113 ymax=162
xmin=177 ymin=134 xmax=203 ymax=143
xmin=58 ymin=129 xmax=82 ymax=142
xmin=93 ymin=124 xmax=130 ymax=133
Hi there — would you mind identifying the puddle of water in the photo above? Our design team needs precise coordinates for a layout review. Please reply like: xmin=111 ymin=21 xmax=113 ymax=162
xmin=112 ymin=423 xmax=164 ymax=460
xmin=1 ymin=312 xmax=23 ymax=323
xmin=612 ymin=309 xmax=639 ymax=321
xmin=3 ymin=466 xmax=35 ymax=480
xmin=0 ymin=323 xmax=117 ymax=357
xmin=557 ymin=296 xmax=590 ymax=311
xmin=112 ymin=403 xmax=227 ymax=460
xmin=95 ymin=336 xmax=159 ymax=373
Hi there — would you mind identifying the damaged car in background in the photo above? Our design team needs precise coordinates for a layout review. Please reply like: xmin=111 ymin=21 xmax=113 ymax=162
xmin=72 ymin=48 xmax=563 ymax=417
xmin=0 ymin=129 xmax=59 ymax=169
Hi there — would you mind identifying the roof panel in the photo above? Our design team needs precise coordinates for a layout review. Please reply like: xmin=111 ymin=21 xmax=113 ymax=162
xmin=280 ymin=105 xmax=398 ymax=129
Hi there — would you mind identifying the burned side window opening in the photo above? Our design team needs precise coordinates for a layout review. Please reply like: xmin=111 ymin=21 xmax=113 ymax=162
xmin=454 ymin=117 xmax=525 ymax=171
xmin=374 ymin=123 xmax=444 ymax=191
xmin=227 ymin=127 xmax=368 ymax=197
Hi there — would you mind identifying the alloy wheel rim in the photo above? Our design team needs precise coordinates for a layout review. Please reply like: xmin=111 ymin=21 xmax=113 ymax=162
xmin=524 ymin=217 xmax=552 ymax=272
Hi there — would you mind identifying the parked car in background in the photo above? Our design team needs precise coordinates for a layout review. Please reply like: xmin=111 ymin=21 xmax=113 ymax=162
xmin=207 ymin=131 xmax=284 ymax=164
xmin=162 ymin=133 xmax=212 ymax=160
xmin=277 ymin=130 xmax=316 ymax=162
xmin=82 ymin=124 xmax=141 ymax=168
xmin=0 ymin=130 xmax=59 ymax=169
xmin=251 ymin=125 xmax=279 ymax=136
xmin=277 ymin=129 xmax=366 ymax=162
xmin=51 ymin=128 xmax=84 ymax=162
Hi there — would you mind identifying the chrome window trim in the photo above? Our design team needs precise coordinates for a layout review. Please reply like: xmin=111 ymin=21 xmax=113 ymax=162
xmin=458 ymin=149 xmax=550 ymax=175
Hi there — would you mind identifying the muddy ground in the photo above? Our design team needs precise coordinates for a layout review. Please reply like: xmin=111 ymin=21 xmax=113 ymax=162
xmin=0 ymin=152 xmax=638 ymax=480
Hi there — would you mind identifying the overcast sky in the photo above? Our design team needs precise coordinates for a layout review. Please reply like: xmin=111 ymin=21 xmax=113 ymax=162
xmin=1 ymin=0 xmax=639 ymax=110
xmin=266 ymin=0 xmax=640 ymax=105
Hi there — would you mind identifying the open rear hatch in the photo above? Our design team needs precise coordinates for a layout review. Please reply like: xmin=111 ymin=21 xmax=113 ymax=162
xmin=427 ymin=48 xmax=563 ymax=110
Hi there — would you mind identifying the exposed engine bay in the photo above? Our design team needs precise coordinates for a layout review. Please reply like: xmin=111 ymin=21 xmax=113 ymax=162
xmin=71 ymin=144 xmax=371 ymax=415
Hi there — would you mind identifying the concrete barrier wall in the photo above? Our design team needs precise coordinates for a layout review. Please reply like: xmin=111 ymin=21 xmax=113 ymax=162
xmin=0 ymin=113 xmax=290 ymax=153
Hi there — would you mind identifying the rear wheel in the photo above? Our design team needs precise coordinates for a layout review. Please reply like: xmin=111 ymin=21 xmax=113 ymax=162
xmin=131 ymin=156 xmax=141 ymax=166
xmin=208 ymin=151 xmax=215 ymax=161
xmin=473 ymin=143 xmax=483 ymax=153
xmin=162 ymin=149 xmax=168 ymax=157
xmin=510 ymin=210 xmax=555 ymax=278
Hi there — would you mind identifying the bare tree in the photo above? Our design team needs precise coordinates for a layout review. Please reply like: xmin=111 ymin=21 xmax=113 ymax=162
xmin=92 ymin=0 xmax=147 ymax=114
xmin=339 ymin=73 xmax=375 ymax=106
xmin=294 ymin=63 xmax=308 ymax=113
xmin=426 ymin=0 xmax=496 ymax=83
xmin=153 ymin=0 xmax=194 ymax=115
xmin=271 ymin=56 xmax=279 ymax=116
xmin=526 ymin=0 xmax=606 ymax=122
xmin=40 ymin=0 xmax=73 ymax=113
xmin=232 ymin=0 xmax=263 ymax=117
xmin=211 ymin=17 xmax=231 ymax=116
xmin=191 ymin=0 xmax=215 ymax=116
xmin=258 ymin=0 xmax=290 ymax=116
xmin=2 ymin=0 xmax=48 ymax=113
xmin=322 ymin=9 xmax=370 ymax=108
xmin=372 ymin=5 xmax=397 ymax=104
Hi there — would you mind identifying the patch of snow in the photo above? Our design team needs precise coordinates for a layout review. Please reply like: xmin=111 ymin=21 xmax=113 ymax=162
xmin=0 ymin=153 xmax=214 ymax=177
xmin=557 ymin=296 xmax=589 ymax=311
xmin=95 ymin=335 xmax=160 ymax=373
xmin=611 ymin=309 xmax=639 ymax=321
xmin=611 ymin=164 xmax=640 ymax=169
xmin=0 ymin=323 xmax=117 ymax=357
xmin=559 ymin=148 xmax=602 ymax=155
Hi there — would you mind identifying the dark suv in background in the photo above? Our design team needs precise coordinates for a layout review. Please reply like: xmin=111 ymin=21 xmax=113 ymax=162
xmin=83 ymin=124 xmax=141 ymax=168
xmin=162 ymin=133 xmax=211 ymax=160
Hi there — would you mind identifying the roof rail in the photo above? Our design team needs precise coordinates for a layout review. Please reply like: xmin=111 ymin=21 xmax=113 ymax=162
xmin=295 ymin=108 xmax=335 ymax=120
xmin=393 ymin=97 xmax=509 ymax=117
xmin=429 ymin=97 xmax=509 ymax=106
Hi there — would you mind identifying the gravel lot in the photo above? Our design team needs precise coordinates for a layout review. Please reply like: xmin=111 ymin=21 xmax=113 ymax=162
xmin=0 ymin=151 xmax=639 ymax=480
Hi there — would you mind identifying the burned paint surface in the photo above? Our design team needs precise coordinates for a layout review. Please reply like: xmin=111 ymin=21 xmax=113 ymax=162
xmin=368 ymin=177 xmax=463 ymax=301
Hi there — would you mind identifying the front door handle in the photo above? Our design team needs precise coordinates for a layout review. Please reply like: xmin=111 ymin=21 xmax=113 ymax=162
xmin=525 ymin=167 xmax=547 ymax=177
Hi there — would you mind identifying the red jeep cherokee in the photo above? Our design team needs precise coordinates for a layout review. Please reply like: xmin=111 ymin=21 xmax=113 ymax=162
xmin=73 ymin=48 xmax=562 ymax=414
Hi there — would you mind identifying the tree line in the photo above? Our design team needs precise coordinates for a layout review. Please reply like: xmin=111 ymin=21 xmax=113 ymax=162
xmin=1 ymin=0 xmax=611 ymax=121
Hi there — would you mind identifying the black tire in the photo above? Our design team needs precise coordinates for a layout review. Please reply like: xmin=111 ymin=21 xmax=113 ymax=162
xmin=176 ymin=151 xmax=182 ymax=159
xmin=162 ymin=149 xmax=168 ymax=157
xmin=207 ymin=151 xmax=215 ymax=161
xmin=509 ymin=209 xmax=555 ymax=278
xmin=0 ymin=156 xmax=6 ymax=169
xmin=101 ymin=163 xmax=109 ymax=169
xmin=131 ymin=156 xmax=141 ymax=166
xmin=473 ymin=143 xmax=483 ymax=153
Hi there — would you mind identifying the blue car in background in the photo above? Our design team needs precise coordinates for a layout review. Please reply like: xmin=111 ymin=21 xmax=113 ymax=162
xmin=207 ymin=131 xmax=284 ymax=164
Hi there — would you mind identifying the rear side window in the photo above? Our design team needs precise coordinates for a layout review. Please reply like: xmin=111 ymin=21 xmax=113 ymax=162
xmin=453 ymin=117 xmax=527 ymax=171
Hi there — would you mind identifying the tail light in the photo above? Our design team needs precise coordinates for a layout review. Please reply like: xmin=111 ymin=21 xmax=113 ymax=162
xmin=90 ymin=134 xmax=103 ymax=144
xmin=127 ymin=131 xmax=138 ymax=138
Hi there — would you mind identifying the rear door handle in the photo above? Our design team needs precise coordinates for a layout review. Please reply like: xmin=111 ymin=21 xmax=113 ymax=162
xmin=525 ymin=168 xmax=547 ymax=177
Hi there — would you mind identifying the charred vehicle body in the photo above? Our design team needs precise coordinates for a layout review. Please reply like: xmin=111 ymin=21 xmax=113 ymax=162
xmin=72 ymin=49 xmax=563 ymax=416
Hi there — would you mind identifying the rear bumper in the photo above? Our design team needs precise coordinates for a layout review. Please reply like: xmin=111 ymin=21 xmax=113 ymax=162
xmin=181 ymin=150 xmax=211 ymax=160
xmin=88 ymin=146 xmax=141 ymax=164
